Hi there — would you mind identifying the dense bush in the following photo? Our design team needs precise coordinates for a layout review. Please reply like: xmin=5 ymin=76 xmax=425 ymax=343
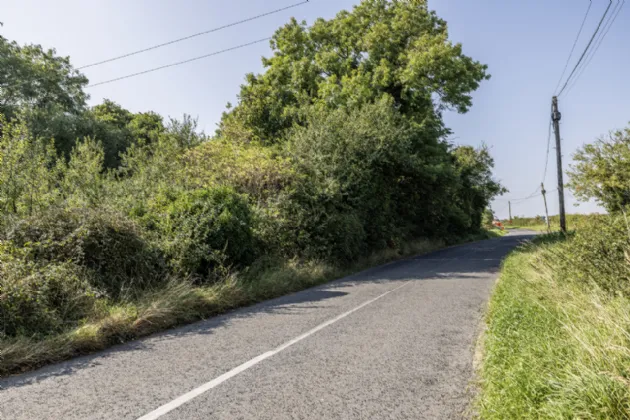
xmin=0 ymin=259 xmax=98 ymax=337
xmin=5 ymin=207 xmax=166 ymax=298
xmin=535 ymin=215 xmax=630 ymax=296
xmin=287 ymin=101 xmax=448 ymax=250
xmin=182 ymin=139 xmax=297 ymax=201
xmin=149 ymin=187 xmax=257 ymax=279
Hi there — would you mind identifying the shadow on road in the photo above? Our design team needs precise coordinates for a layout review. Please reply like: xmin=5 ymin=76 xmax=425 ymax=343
xmin=0 ymin=232 xmax=535 ymax=389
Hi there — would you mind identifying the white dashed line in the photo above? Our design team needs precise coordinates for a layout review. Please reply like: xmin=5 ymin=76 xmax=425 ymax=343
xmin=136 ymin=281 xmax=412 ymax=420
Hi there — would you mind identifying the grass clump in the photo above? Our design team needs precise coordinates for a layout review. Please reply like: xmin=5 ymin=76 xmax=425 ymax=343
xmin=477 ymin=218 xmax=630 ymax=419
xmin=0 ymin=231 xmax=493 ymax=376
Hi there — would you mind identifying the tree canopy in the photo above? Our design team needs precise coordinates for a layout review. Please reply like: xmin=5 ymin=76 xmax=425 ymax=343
xmin=569 ymin=126 xmax=630 ymax=212
xmin=0 ymin=36 xmax=88 ymax=120
xmin=220 ymin=0 xmax=489 ymax=143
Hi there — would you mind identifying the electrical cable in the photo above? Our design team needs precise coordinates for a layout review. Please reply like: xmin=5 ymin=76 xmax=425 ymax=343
xmin=563 ymin=0 xmax=624 ymax=97
xmin=509 ymin=187 xmax=543 ymax=203
xmin=557 ymin=0 xmax=613 ymax=96
xmin=77 ymin=1 xmax=310 ymax=69
xmin=553 ymin=0 xmax=593 ymax=94
xmin=542 ymin=117 xmax=553 ymax=183
xmin=86 ymin=37 xmax=271 ymax=88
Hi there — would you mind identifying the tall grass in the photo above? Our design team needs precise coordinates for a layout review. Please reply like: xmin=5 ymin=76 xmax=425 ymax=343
xmin=0 ymin=235 xmax=494 ymax=376
xmin=508 ymin=214 xmax=601 ymax=232
xmin=477 ymin=227 xmax=630 ymax=418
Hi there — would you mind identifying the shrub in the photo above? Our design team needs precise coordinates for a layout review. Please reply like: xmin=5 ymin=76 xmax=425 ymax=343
xmin=536 ymin=215 xmax=630 ymax=296
xmin=0 ymin=116 xmax=61 ymax=219
xmin=286 ymin=100 xmax=459 ymax=251
xmin=183 ymin=139 xmax=298 ymax=201
xmin=5 ymin=207 xmax=166 ymax=299
xmin=152 ymin=187 xmax=256 ymax=279
xmin=0 ymin=258 xmax=98 ymax=337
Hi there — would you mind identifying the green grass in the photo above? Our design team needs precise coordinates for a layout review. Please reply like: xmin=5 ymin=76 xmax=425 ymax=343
xmin=476 ymin=235 xmax=630 ymax=419
xmin=0 ymin=231 xmax=495 ymax=376
xmin=506 ymin=224 xmax=556 ymax=232
xmin=487 ymin=228 xmax=508 ymax=237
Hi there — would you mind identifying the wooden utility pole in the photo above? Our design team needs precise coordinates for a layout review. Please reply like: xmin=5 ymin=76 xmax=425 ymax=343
xmin=541 ymin=182 xmax=551 ymax=233
xmin=508 ymin=201 xmax=512 ymax=223
xmin=551 ymin=96 xmax=567 ymax=233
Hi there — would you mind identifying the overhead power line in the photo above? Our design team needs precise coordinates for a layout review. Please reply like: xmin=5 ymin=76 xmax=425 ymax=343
xmin=512 ymin=189 xmax=558 ymax=205
xmin=553 ymin=0 xmax=593 ymax=94
xmin=564 ymin=0 xmax=625 ymax=97
xmin=557 ymin=0 xmax=614 ymax=96
xmin=77 ymin=0 xmax=310 ymax=70
xmin=511 ymin=189 xmax=543 ymax=203
xmin=541 ymin=118 xmax=553 ymax=183
xmin=494 ymin=187 xmax=543 ymax=204
xmin=87 ymin=38 xmax=271 ymax=88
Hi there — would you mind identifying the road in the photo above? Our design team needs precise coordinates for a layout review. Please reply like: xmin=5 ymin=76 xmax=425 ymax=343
xmin=0 ymin=230 xmax=535 ymax=420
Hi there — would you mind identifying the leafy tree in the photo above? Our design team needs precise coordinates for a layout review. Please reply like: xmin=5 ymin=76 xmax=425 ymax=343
xmin=482 ymin=208 xmax=495 ymax=229
xmin=128 ymin=112 xmax=164 ymax=144
xmin=0 ymin=36 xmax=88 ymax=121
xmin=220 ymin=0 xmax=489 ymax=142
xmin=452 ymin=145 xmax=506 ymax=231
xmin=61 ymin=137 xmax=106 ymax=208
xmin=92 ymin=99 xmax=133 ymax=129
xmin=166 ymin=114 xmax=207 ymax=149
xmin=569 ymin=126 xmax=630 ymax=213
xmin=25 ymin=102 xmax=129 ymax=168
xmin=0 ymin=115 xmax=59 ymax=218
xmin=286 ymin=99 xmax=459 ymax=253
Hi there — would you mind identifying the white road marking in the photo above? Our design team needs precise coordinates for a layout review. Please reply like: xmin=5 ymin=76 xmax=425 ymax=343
xmin=136 ymin=281 xmax=412 ymax=420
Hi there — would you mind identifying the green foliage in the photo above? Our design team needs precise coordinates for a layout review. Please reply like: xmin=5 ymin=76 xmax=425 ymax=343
xmin=0 ymin=259 xmax=98 ymax=337
xmin=128 ymin=112 xmax=164 ymax=145
xmin=511 ymin=215 xmax=546 ymax=226
xmin=569 ymin=126 xmax=630 ymax=213
xmin=182 ymin=138 xmax=297 ymax=201
xmin=536 ymin=215 xmax=630 ymax=296
xmin=482 ymin=208 xmax=495 ymax=229
xmin=453 ymin=145 xmax=506 ymax=230
xmin=510 ymin=214 xmax=598 ymax=232
xmin=478 ymin=223 xmax=630 ymax=418
xmin=220 ymin=0 xmax=489 ymax=142
xmin=0 ymin=116 xmax=60 ymax=220
xmin=165 ymin=115 xmax=207 ymax=149
xmin=61 ymin=137 xmax=106 ymax=208
xmin=5 ymin=207 xmax=166 ymax=299
xmin=287 ymin=100 xmax=450 ymax=249
xmin=150 ymin=187 xmax=256 ymax=279
xmin=0 ymin=36 xmax=88 ymax=120
xmin=0 ymin=1 xmax=506 ymax=374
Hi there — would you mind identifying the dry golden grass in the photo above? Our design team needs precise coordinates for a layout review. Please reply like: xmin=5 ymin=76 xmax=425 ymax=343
xmin=0 ymin=233 xmax=491 ymax=376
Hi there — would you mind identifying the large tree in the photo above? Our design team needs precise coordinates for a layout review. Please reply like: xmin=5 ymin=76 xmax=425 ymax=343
xmin=452 ymin=145 xmax=506 ymax=230
xmin=568 ymin=126 xmax=630 ymax=213
xmin=219 ymin=0 xmax=489 ymax=143
xmin=0 ymin=36 xmax=88 ymax=120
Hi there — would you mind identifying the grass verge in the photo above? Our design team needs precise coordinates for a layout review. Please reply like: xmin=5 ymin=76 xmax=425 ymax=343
xmin=506 ymin=224 xmax=556 ymax=232
xmin=476 ymin=234 xmax=630 ymax=418
xmin=0 ymin=231 xmax=493 ymax=377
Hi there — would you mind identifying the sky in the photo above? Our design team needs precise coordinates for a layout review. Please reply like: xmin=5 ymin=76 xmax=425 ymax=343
xmin=2 ymin=0 xmax=627 ymax=219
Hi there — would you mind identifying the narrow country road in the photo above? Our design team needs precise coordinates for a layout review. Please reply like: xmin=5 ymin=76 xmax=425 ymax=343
xmin=0 ymin=231 xmax=535 ymax=420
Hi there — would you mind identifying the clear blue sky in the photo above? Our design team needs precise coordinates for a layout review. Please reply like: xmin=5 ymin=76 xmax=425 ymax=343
xmin=3 ymin=0 xmax=627 ymax=219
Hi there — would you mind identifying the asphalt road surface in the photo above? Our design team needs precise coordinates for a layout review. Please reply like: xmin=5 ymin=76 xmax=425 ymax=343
xmin=0 ymin=230 xmax=535 ymax=420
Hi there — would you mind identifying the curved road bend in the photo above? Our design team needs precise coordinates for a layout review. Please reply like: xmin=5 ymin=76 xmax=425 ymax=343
xmin=0 ymin=230 xmax=536 ymax=420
